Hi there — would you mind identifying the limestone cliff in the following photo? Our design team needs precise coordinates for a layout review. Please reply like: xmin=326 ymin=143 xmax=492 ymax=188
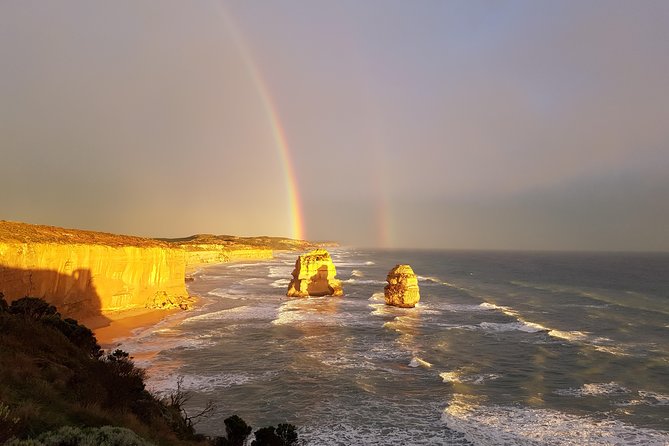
xmin=287 ymin=249 xmax=343 ymax=297
xmin=180 ymin=244 xmax=273 ymax=270
xmin=384 ymin=264 xmax=420 ymax=308
xmin=161 ymin=234 xmax=317 ymax=271
xmin=0 ymin=221 xmax=190 ymax=319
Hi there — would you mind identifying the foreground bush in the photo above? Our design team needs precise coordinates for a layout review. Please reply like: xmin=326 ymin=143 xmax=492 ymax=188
xmin=0 ymin=296 xmax=300 ymax=446
xmin=6 ymin=425 xmax=154 ymax=446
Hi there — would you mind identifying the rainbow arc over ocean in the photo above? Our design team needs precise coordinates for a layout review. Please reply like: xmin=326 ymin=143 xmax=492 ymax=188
xmin=214 ymin=4 xmax=304 ymax=240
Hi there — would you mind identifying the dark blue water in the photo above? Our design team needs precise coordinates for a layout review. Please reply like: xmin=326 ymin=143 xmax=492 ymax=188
xmin=119 ymin=249 xmax=669 ymax=445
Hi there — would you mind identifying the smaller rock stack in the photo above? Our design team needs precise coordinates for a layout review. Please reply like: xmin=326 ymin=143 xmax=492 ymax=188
xmin=384 ymin=264 xmax=420 ymax=308
xmin=287 ymin=249 xmax=343 ymax=297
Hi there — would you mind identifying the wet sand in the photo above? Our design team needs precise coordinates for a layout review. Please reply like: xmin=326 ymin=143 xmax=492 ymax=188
xmin=84 ymin=307 xmax=184 ymax=348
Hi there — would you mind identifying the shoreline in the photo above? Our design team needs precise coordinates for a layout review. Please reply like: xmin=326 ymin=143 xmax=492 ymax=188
xmin=84 ymin=307 xmax=186 ymax=349
xmin=86 ymin=257 xmax=275 ymax=350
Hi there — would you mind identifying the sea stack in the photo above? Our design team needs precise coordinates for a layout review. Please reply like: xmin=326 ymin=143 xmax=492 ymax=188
xmin=286 ymin=249 xmax=343 ymax=297
xmin=384 ymin=264 xmax=420 ymax=308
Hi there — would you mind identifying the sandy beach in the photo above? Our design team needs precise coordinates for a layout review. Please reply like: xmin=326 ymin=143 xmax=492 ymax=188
xmin=84 ymin=307 xmax=184 ymax=348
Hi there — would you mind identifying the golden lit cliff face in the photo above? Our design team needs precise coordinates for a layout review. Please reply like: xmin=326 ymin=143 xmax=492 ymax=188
xmin=0 ymin=221 xmax=189 ymax=318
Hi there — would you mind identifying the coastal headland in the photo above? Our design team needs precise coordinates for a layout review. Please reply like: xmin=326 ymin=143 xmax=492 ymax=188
xmin=0 ymin=220 xmax=323 ymax=344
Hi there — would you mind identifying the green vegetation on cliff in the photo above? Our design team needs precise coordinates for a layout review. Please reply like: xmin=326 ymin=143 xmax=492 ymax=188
xmin=0 ymin=295 xmax=299 ymax=446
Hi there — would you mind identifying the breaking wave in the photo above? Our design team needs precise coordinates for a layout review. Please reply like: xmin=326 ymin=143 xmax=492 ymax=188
xmin=442 ymin=395 xmax=669 ymax=446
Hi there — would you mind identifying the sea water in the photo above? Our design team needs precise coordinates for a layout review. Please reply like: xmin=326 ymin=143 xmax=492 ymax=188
xmin=117 ymin=249 xmax=669 ymax=445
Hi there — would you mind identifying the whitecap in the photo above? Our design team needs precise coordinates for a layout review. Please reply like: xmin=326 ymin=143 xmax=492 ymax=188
xmin=440 ymin=371 xmax=461 ymax=383
xmin=554 ymin=382 xmax=631 ymax=397
xmin=270 ymin=278 xmax=291 ymax=289
xmin=368 ymin=292 xmax=385 ymax=302
xmin=268 ymin=265 xmax=292 ymax=278
xmin=417 ymin=275 xmax=442 ymax=284
xmin=341 ymin=278 xmax=386 ymax=285
xmin=183 ymin=305 xmax=276 ymax=323
xmin=478 ymin=321 xmax=548 ymax=333
xmin=547 ymin=329 xmax=590 ymax=342
xmin=442 ymin=395 xmax=669 ymax=446
xmin=226 ymin=262 xmax=266 ymax=268
xmin=148 ymin=371 xmax=277 ymax=394
xmin=408 ymin=357 xmax=432 ymax=368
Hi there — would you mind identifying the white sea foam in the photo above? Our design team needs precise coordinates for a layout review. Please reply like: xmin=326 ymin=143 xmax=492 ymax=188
xmin=440 ymin=370 xmax=501 ymax=384
xmin=240 ymin=277 xmax=267 ymax=285
xmin=441 ymin=303 xmax=496 ymax=312
xmin=183 ymin=305 xmax=276 ymax=323
xmin=341 ymin=278 xmax=386 ymax=285
xmin=272 ymin=299 xmax=359 ymax=327
xmin=593 ymin=345 xmax=631 ymax=356
xmin=368 ymin=292 xmax=385 ymax=302
xmin=554 ymin=382 xmax=631 ymax=397
xmin=317 ymin=355 xmax=377 ymax=371
xmin=417 ymin=275 xmax=442 ymax=284
xmin=207 ymin=288 xmax=246 ymax=299
xmin=369 ymin=303 xmax=394 ymax=316
xmin=226 ymin=262 xmax=266 ymax=268
xmin=300 ymin=421 xmax=469 ymax=446
xmin=478 ymin=321 xmax=548 ymax=333
xmin=351 ymin=269 xmax=364 ymax=278
xmin=268 ymin=265 xmax=292 ymax=278
xmin=440 ymin=371 xmax=462 ymax=383
xmin=409 ymin=357 xmax=432 ymax=368
xmin=546 ymin=329 xmax=590 ymax=342
xmin=625 ymin=391 xmax=669 ymax=407
xmin=148 ymin=371 xmax=278 ymax=394
xmin=442 ymin=394 xmax=669 ymax=446
xmin=270 ymin=278 xmax=291 ymax=289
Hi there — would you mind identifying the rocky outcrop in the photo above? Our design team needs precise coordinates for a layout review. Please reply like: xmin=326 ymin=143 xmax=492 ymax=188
xmin=287 ymin=249 xmax=343 ymax=297
xmin=384 ymin=264 xmax=420 ymax=308
xmin=0 ymin=221 xmax=191 ymax=319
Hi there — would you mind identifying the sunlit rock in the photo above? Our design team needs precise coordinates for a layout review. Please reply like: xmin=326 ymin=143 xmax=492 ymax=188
xmin=286 ymin=249 xmax=343 ymax=297
xmin=0 ymin=221 xmax=192 ymax=318
xmin=384 ymin=264 xmax=420 ymax=308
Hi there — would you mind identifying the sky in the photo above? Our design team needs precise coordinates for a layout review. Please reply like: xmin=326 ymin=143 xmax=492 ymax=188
xmin=1 ymin=0 xmax=668 ymax=251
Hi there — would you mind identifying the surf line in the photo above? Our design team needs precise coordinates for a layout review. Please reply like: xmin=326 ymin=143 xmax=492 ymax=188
xmin=214 ymin=3 xmax=305 ymax=240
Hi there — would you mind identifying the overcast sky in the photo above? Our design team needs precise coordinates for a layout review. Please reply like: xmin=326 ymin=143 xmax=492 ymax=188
xmin=1 ymin=0 xmax=668 ymax=250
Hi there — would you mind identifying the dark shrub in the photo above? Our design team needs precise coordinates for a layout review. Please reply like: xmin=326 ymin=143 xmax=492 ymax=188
xmin=276 ymin=424 xmax=298 ymax=446
xmin=42 ymin=316 xmax=102 ymax=359
xmin=215 ymin=414 xmax=252 ymax=446
xmin=251 ymin=423 xmax=299 ymax=446
xmin=9 ymin=297 xmax=57 ymax=320
xmin=0 ymin=292 xmax=8 ymax=312
xmin=251 ymin=426 xmax=280 ymax=446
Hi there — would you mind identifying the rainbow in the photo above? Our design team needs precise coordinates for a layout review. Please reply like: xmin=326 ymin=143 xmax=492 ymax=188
xmin=213 ymin=4 xmax=304 ymax=240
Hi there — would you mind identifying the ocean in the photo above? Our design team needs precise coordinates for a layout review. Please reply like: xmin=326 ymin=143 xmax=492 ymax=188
xmin=117 ymin=249 xmax=669 ymax=445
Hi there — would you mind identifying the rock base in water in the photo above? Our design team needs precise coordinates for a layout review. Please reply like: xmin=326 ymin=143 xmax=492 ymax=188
xmin=287 ymin=249 xmax=343 ymax=297
xmin=384 ymin=264 xmax=420 ymax=308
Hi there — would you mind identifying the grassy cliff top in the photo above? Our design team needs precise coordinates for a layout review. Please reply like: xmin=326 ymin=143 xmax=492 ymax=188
xmin=0 ymin=221 xmax=168 ymax=247
xmin=160 ymin=234 xmax=322 ymax=251
xmin=0 ymin=220 xmax=332 ymax=251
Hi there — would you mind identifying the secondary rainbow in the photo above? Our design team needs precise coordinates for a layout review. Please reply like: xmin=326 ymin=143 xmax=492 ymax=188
xmin=213 ymin=3 xmax=305 ymax=240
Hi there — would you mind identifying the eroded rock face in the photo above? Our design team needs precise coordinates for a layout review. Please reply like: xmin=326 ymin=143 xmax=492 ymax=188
xmin=287 ymin=249 xmax=343 ymax=297
xmin=384 ymin=264 xmax=420 ymax=308
xmin=0 ymin=221 xmax=192 ymax=319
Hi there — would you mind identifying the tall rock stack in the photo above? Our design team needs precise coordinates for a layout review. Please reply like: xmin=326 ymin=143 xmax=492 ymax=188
xmin=384 ymin=264 xmax=420 ymax=308
xmin=286 ymin=249 xmax=343 ymax=297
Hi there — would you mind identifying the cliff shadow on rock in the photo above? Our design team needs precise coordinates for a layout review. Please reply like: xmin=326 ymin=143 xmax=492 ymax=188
xmin=307 ymin=265 xmax=337 ymax=296
xmin=0 ymin=265 xmax=111 ymax=327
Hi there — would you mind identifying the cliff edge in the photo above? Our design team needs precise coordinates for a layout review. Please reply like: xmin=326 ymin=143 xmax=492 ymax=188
xmin=0 ymin=221 xmax=190 ymax=319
